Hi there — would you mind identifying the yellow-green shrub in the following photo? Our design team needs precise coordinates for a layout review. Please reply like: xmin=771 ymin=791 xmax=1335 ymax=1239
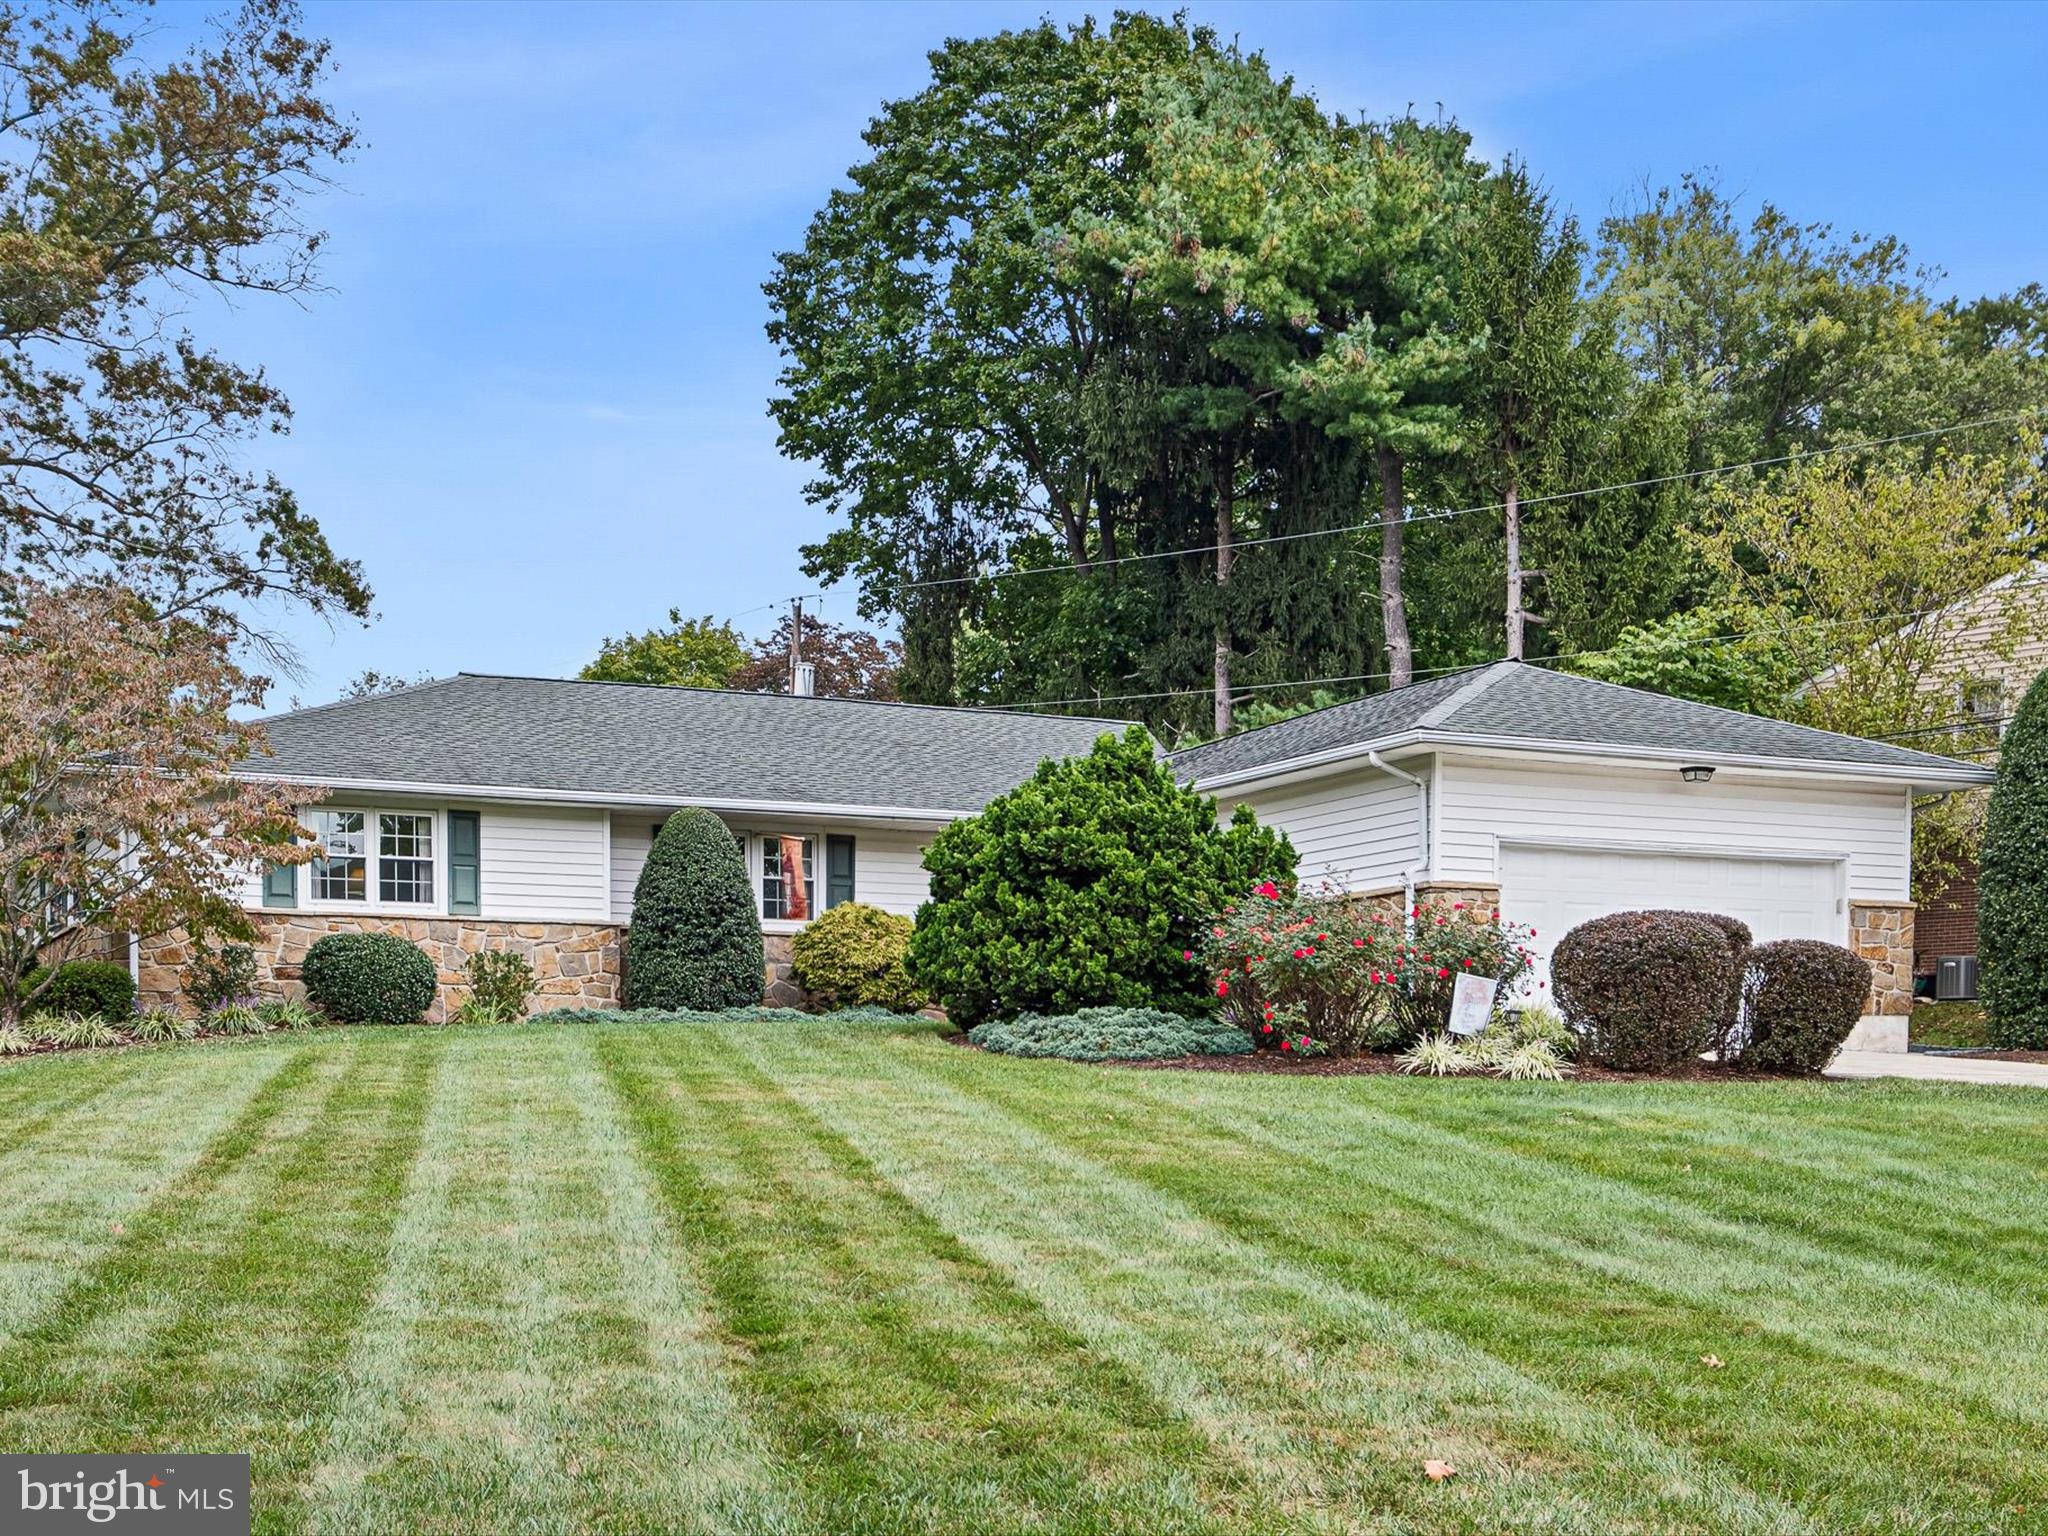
xmin=791 ymin=902 xmax=925 ymax=1011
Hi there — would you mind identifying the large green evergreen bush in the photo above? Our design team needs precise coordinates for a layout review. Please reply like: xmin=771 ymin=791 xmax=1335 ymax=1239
xmin=1982 ymin=670 xmax=2048 ymax=1047
xmin=906 ymin=726 xmax=1296 ymax=1030
xmin=625 ymin=808 xmax=764 ymax=1011
xmin=21 ymin=959 xmax=136 ymax=1020
xmin=302 ymin=933 xmax=437 ymax=1024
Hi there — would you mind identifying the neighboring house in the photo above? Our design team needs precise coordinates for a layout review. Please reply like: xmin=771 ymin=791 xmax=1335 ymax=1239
xmin=136 ymin=675 xmax=1122 ymax=1014
xmin=133 ymin=664 xmax=1989 ymax=1051
xmin=1170 ymin=662 xmax=1991 ymax=1052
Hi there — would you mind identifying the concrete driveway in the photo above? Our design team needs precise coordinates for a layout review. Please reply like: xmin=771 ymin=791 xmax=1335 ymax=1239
xmin=1827 ymin=1050 xmax=2048 ymax=1087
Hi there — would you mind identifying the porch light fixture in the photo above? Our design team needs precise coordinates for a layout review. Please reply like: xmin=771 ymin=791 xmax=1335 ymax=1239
xmin=1679 ymin=765 xmax=1714 ymax=784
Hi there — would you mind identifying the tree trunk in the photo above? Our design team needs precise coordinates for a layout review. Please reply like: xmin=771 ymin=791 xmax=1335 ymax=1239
xmin=1214 ymin=447 xmax=1235 ymax=736
xmin=1376 ymin=445 xmax=1413 ymax=689
xmin=1504 ymin=472 xmax=1524 ymax=661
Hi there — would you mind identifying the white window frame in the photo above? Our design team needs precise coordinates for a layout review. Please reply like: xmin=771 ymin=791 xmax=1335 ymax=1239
xmin=743 ymin=828 xmax=823 ymax=933
xmin=297 ymin=807 xmax=446 ymax=913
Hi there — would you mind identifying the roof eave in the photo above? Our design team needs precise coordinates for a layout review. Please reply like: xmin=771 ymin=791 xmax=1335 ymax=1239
xmin=230 ymin=770 xmax=970 ymax=825
xmin=1184 ymin=729 xmax=1993 ymax=794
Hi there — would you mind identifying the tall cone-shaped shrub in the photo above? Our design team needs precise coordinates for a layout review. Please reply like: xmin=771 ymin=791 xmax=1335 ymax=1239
xmin=1982 ymin=669 xmax=2048 ymax=1048
xmin=625 ymin=807 xmax=764 ymax=1010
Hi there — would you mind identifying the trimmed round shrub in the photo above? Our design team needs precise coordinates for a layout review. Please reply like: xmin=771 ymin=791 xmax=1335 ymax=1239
xmin=302 ymin=932 xmax=437 ymax=1024
xmin=1639 ymin=910 xmax=1752 ymax=1050
xmin=1982 ymin=669 xmax=2048 ymax=1048
xmin=1550 ymin=910 xmax=1739 ymax=1072
xmin=625 ymin=807 xmax=764 ymax=1011
xmin=23 ymin=959 xmax=136 ymax=1020
xmin=968 ymin=1006 xmax=1253 ymax=1062
xmin=1732 ymin=939 xmax=1870 ymax=1074
xmin=790 ymin=901 xmax=924 ymax=1011
xmin=908 ymin=726 xmax=1296 ymax=1031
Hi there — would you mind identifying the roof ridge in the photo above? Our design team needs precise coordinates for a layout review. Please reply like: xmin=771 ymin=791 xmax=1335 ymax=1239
xmin=1166 ymin=664 xmax=1491 ymax=764
xmin=1415 ymin=660 xmax=1518 ymax=730
xmin=452 ymin=672 xmax=1137 ymax=729
xmin=256 ymin=673 xmax=466 ymax=727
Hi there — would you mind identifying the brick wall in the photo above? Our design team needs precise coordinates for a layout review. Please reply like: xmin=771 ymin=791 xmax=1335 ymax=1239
xmin=1914 ymin=861 xmax=1979 ymax=972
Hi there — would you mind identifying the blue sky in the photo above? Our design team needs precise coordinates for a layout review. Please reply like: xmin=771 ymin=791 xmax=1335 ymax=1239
xmin=198 ymin=0 xmax=2046 ymax=705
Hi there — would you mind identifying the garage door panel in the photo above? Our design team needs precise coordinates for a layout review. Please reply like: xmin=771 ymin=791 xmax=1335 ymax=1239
xmin=1500 ymin=843 xmax=1843 ymax=996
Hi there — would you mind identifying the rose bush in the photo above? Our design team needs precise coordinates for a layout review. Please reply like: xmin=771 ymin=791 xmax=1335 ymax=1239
xmin=1197 ymin=885 xmax=1535 ymax=1053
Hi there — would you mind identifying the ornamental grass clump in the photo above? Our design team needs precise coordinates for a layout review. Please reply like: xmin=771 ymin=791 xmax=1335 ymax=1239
xmin=968 ymin=1006 xmax=1252 ymax=1062
xmin=1199 ymin=886 xmax=1533 ymax=1053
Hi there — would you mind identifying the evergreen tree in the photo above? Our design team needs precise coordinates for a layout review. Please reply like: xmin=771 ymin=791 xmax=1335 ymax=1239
xmin=624 ymin=809 xmax=764 ymax=1011
xmin=1981 ymin=670 xmax=2048 ymax=1048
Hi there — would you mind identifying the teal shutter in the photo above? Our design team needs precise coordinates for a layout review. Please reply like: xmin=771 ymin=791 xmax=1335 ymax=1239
xmin=448 ymin=810 xmax=481 ymax=915
xmin=261 ymin=859 xmax=297 ymax=909
xmin=825 ymin=834 xmax=855 ymax=908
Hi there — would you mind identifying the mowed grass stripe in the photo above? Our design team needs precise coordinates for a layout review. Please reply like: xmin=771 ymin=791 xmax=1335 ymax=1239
xmin=937 ymin=1054 xmax=2043 ymax=1532
xmin=600 ymin=1024 xmax=1286 ymax=1536
xmin=745 ymin=1024 xmax=1813 ymax=1536
xmin=0 ymin=1041 xmax=307 ymax=1352
xmin=308 ymin=1027 xmax=801 ymax=1536
xmin=0 ymin=1031 xmax=439 ymax=1534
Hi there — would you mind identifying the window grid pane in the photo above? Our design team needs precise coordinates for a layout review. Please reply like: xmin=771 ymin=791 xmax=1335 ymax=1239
xmin=379 ymin=814 xmax=434 ymax=904
xmin=760 ymin=835 xmax=816 ymax=921
xmin=313 ymin=811 xmax=366 ymax=902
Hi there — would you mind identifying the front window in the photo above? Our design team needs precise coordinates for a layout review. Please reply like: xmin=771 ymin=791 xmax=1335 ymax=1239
xmin=312 ymin=811 xmax=367 ymax=901
xmin=307 ymin=809 xmax=435 ymax=906
xmin=761 ymin=833 xmax=815 ymax=921
xmin=379 ymin=814 xmax=434 ymax=904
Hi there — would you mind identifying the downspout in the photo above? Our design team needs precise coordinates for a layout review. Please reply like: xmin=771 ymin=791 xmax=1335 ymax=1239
xmin=1367 ymin=750 xmax=1428 ymax=935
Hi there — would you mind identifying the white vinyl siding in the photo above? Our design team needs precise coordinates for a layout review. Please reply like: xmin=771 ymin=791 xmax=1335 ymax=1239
xmin=1220 ymin=763 xmax=1423 ymax=894
xmin=475 ymin=804 xmax=610 ymax=922
xmin=1434 ymin=754 xmax=1912 ymax=903
xmin=607 ymin=811 xmax=937 ymax=924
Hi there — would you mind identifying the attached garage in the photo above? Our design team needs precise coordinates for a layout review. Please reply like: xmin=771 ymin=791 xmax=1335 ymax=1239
xmin=1498 ymin=843 xmax=1843 ymax=995
xmin=1174 ymin=661 xmax=1994 ymax=1054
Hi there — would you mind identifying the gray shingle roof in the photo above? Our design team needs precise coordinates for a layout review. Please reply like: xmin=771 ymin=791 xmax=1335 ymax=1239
xmin=1170 ymin=661 xmax=1992 ymax=784
xmin=246 ymin=674 xmax=1133 ymax=814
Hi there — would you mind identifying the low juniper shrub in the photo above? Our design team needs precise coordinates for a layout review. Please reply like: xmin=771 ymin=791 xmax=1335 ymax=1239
xmin=1731 ymin=939 xmax=1871 ymax=1074
xmin=1551 ymin=910 xmax=1739 ymax=1072
xmin=968 ymin=1006 xmax=1252 ymax=1062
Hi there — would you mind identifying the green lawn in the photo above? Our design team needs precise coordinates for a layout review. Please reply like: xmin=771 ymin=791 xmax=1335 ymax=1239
xmin=2 ymin=1016 xmax=2044 ymax=1535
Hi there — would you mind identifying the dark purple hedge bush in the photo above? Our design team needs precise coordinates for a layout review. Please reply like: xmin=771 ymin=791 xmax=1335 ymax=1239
xmin=1551 ymin=910 xmax=1739 ymax=1072
xmin=1734 ymin=939 xmax=1870 ymax=1074
xmin=1639 ymin=910 xmax=1752 ymax=1050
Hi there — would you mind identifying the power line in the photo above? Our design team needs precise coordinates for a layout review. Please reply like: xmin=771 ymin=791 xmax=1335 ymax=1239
xmin=895 ymin=412 xmax=2036 ymax=593
xmin=980 ymin=582 xmax=2048 ymax=713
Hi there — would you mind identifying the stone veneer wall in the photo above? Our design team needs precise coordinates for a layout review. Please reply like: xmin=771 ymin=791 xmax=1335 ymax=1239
xmin=1849 ymin=902 xmax=1915 ymax=1016
xmin=134 ymin=915 xmax=808 ymax=1020
xmin=137 ymin=914 xmax=623 ymax=1020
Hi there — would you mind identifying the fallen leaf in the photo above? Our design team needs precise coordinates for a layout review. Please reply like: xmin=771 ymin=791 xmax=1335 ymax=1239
xmin=1700 ymin=1354 xmax=1724 ymax=1369
xmin=1423 ymin=1459 xmax=1457 ymax=1482
xmin=109 ymin=1222 xmax=124 ymax=1235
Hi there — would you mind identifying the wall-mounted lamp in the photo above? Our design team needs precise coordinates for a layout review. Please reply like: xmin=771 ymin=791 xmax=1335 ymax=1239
xmin=1679 ymin=765 xmax=1715 ymax=784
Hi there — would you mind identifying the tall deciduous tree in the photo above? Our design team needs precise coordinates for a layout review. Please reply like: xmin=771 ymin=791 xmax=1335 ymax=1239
xmin=728 ymin=611 xmax=902 ymax=700
xmin=581 ymin=612 xmax=747 ymax=690
xmin=0 ymin=1 xmax=367 ymax=649
xmin=0 ymin=582 xmax=315 ymax=1023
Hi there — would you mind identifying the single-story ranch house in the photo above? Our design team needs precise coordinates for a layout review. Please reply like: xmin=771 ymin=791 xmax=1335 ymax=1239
xmin=141 ymin=664 xmax=1989 ymax=1050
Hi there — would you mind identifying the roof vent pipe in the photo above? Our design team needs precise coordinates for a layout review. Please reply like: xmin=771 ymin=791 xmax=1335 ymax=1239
xmin=793 ymin=661 xmax=816 ymax=698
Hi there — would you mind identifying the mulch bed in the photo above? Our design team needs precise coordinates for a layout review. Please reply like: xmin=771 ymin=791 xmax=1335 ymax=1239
xmin=944 ymin=1032 xmax=1807 ymax=1083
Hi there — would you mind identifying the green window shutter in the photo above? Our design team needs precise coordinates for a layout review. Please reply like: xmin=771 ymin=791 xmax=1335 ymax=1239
xmin=261 ymin=859 xmax=297 ymax=909
xmin=448 ymin=810 xmax=481 ymax=915
xmin=825 ymin=834 xmax=855 ymax=909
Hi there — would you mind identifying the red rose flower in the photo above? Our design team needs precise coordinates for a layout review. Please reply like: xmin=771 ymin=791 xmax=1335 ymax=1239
xmin=1436 ymin=967 xmax=1450 ymax=979
xmin=1280 ymin=1039 xmax=1292 ymax=1051
xmin=1216 ymin=978 xmax=1230 ymax=997
xmin=1255 ymin=881 xmax=1280 ymax=899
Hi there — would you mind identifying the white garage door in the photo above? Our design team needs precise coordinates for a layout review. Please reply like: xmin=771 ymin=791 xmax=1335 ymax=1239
xmin=1499 ymin=844 xmax=1843 ymax=997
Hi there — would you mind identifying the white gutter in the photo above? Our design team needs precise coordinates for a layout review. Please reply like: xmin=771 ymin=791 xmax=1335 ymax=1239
xmin=1367 ymin=750 xmax=1428 ymax=931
